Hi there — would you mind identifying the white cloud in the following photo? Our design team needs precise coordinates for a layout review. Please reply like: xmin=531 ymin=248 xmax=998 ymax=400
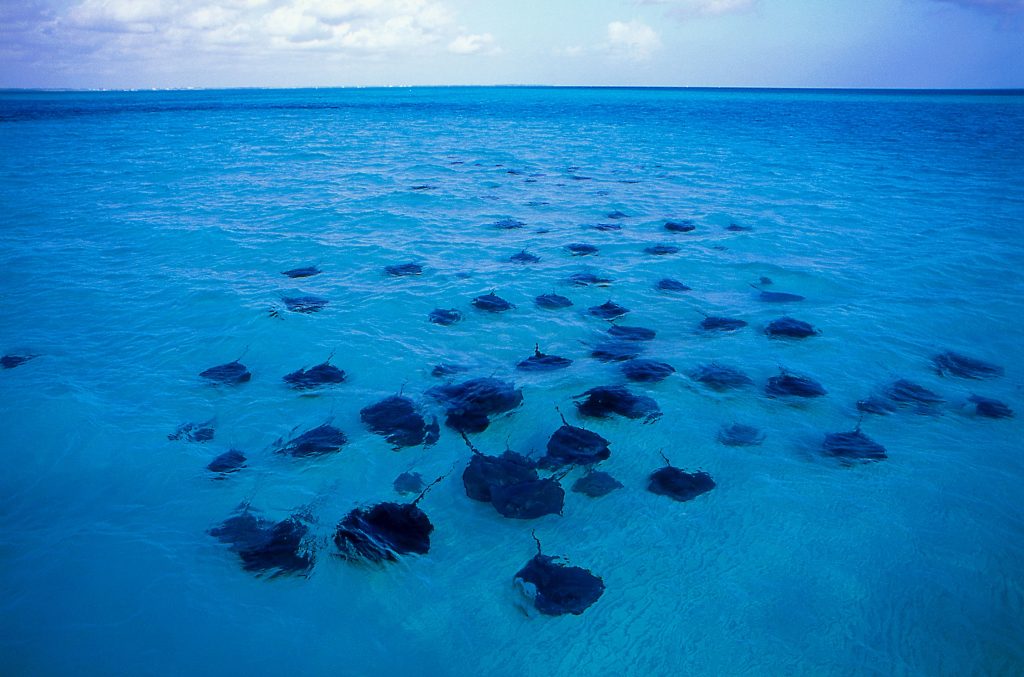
xmin=606 ymin=19 xmax=661 ymax=61
xmin=637 ymin=0 xmax=759 ymax=19
xmin=447 ymin=32 xmax=498 ymax=55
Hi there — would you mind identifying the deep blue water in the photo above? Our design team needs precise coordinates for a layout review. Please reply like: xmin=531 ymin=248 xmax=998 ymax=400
xmin=1 ymin=87 xmax=1022 ymax=676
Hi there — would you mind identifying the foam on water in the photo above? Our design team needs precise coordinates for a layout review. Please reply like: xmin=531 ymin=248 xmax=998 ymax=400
xmin=1 ymin=88 xmax=1022 ymax=675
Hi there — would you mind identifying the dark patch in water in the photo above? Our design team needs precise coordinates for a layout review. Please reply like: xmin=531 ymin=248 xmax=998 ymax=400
xmin=765 ymin=317 xmax=819 ymax=338
xmin=385 ymin=262 xmax=422 ymax=277
xmin=429 ymin=308 xmax=463 ymax=326
xmin=717 ymin=424 xmax=764 ymax=446
xmin=574 ymin=385 xmax=661 ymax=422
xmin=200 ymin=360 xmax=251 ymax=385
xmin=589 ymin=301 xmax=629 ymax=320
xmin=566 ymin=243 xmax=599 ymax=256
xmin=274 ymin=423 xmax=347 ymax=457
xmin=535 ymin=293 xmax=573 ymax=309
xmin=656 ymin=278 xmax=690 ymax=292
xmin=622 ymin=359 xmax=675 ymax=383
xmin=473 ymin=293 xmax=515 ymax=312
xmin=281 ymin=266 xmax=320 ymax=279
xmin=283 ymin=295 xmax=328 ymax=314
xmin=933 ymin=351 xmax=1003 ymax=379
xmin=571 ymin=470 xmax=623 ymax=498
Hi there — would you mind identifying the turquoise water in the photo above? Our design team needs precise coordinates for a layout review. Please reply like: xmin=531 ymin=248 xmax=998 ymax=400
xmin=1 ymin=87 xmax=1022 ymax=675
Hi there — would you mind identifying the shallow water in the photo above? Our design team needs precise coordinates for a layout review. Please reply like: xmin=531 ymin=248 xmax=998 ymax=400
xmin=1 ymin=87 xmax=1022 ymax=676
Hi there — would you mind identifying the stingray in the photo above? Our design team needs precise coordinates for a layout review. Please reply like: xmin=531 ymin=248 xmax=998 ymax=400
xmin=574 ymin=385 xmax=661 ymax=423
xmin=169 ymin=419 xmax=215 ymax=442
xmin=385 ymin=262 xmax=422 ymax=277
xmin=606 ymin=210 xmax=629 ymax=220
xmin=431 ymin=362 xmax=467 ymax=377
xmin=411 ymin=184 xmax=436 ymax=191
xmin=211 ymin=508 xmax=314 ymax=577
xmin=2 ymin=354 xmax=37 ymax=369
xmin=283 ymin=356 xmax=346 ymax=390
xmin=473 ymin=293 xmax=515 ymax=313
xmin=569 ymin=273 xmax=613 ymax=287
xmin=968 ymin=395 xmax=1014 ymax=419
xmin=566 ymin=243 xmax=599 ymax=256
xmin=200 ymin=359 xmax=251 ymax=385
xmin=765 ymin=317 xmax=819 ymax=338
xmin=700 ymin=316 xmax=748 ymax=332
xmin=765 ymin=371 xmax=827 ymax=398
xmin=689 ymin=362 xmax=754 ymax=391
xmin=427 ymin=377 xmax=524 ymax=432
xmin=461 ymin=436 xmax=539 ymax=502
xmin=622 ymin=359 xmax=675 ymax=383
xmin=645 ymin=244 xmax=680 ymax=256
xmin=274 ymin=422 xmax=347 ymax=457
xmin=665 ymin=220 xmax=696 ymax=233
xmin=510 ymin=249 xmax=540 ymax=264
xmin=360 ymin=395 xmax=437 ymax=449
xmin=429 ymin=308 xmax=463 ymax=325
xmin=726 ymin=223 xmax=752 ymax=232
xmin=589 ymin=223 xmax=622 ymax=232
xmin=933 ymin=351 xmax=1003 ymax=379
xmin=394 ymin=471 xmax=426 ymax=495
xmin=490 ymin=476 xmax=565 ymax=519
xmin=656 ymin=278 xmax=691 ymax=292
xmin=514 ymin=536 xmax=605 ymax=616
xmin=648 ymin=453 xmax=715 ymax=502
xmin=493 ymin=218 xmax=526 ymax=230
xmin=283 ymin=295 xmax=329 ymax=314
xmin=885 ymin=379 xmax=944 ymax=407
xmin=856 ymin=396 xmax=898 ymax=415
xmin=822 ymin=426 xmax=887 ymax=464
xmin=608 ymin=325 xmax=656 ymax=341
xmin=208 ymin=449 xmax=246 ymax=475
xmin=757 ymin=290 xmax=805 ymax=303
xmin=281 ymin=266 xmax=321 ymax=279
xmin=591 ymin=340 xmax=643 ymax=362
xmin=535 ymin=293 xmax=573 ymax=309
xmin=543 ymin=412 xmax=612 ymax=468
xmin=589 ymin=301 xmax=629 ymax=320
xmin=517 ymin=345 xmax=573 ymax=372
xmin=572 ymin=470 xmax=623 ymax=498
xmin=334 ymin=495 xmax=435 ymax=565
xmin=717 ymin=423 xmax=764 ymax=447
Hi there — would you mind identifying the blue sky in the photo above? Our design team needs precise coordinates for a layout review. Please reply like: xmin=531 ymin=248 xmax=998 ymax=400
xmin=1 ymin=0 xmax=1021 ymax=89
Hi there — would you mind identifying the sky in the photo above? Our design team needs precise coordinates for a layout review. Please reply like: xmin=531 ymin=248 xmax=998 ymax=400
xmin=0 ymin=0 xmax=1022 ymax=89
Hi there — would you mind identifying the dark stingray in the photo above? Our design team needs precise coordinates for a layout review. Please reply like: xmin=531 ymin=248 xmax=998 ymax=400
xmin=543 ymin=412 xmax=612 ymax=468
xmin=283 ymin=358 xmax=346 ymax=390
xmin=648 ymin=454 xmax=715 ymax=502
xmin=757 ymin=290 xmax=805 ymax=303
xmin=200 ymin=360 xmax=251 ymax=385
xmin=569 ymin=273 xmax=613 ymax=287
xmin=431 ymin=362 xmax=467 ymax=377
xmin=589 ymin=301 xmax=629 ymax=320
xmin=211 ymin=508 xmax=314 ymax=577
xmin=283 ymin=295 xmax=328 ymax=313
xmin=510 ymin=250 xmax=540 ymax=264
xmin=765 ymin=317 xmax=819 ymax=338
xmin=394 ymin=471 xmax=426 ymax=495
xmin=281 ymin=266 xmax=321 ymax=279
xmin=473 ymin=293 xmax=515 ymax=312
xmin=608 ymin=325 xmax=656 ymax=341
xmin=574 ymin=385 xmax=661 ymax=422
xmin=717 ymin=423 xmax=764 ymax=447
xmin=765 ymin=372 xmax=827 ymax=399
xmin=589 ymin=222 xmax=622 ymax=232
xmin=385 ymin=262 xmax=423 ymax=277
xmin=360 ymin=395 xmax=437 ymax=449
xmin=665 ymin=220 xmax=695 ymax=233
xmin=208 ymin=449 xmax=246 ymax=474
xmin=822 ymin=427 xmax=887 ymax=464
xmin=969 ymin=395 xmax=1014 ymax=419
xmin=2 ymin=354 xmax=36 ymax=369
xmin=591 ymin=340 xmax=643 ymax=362
xmin=645 ymin=244 xmax=679 ymax=256
xmin=169 ymin=419 xmax=215 ymax=442
xmin=493 ymin=218 xmax=526 ymax=229
xmin=885 ymin=379 xmax=944 ymax=407
xmin=566 ymin=243 xmax=599 ymax=256
xmin=656 ymin=278 xmax=691 ymax=292
xmin=726 ymin=223 xmax=752 ymax=232
xmin=274 ymin=422 xmax=347 ymax=457
xmin=689 ymin=362 xmax=754 ymax=391
xmin=490 ymin=477 xmax=565 ymax=519
xmin=334 ymin=500 xmax=434 ymax=564
xmin=514 ymin=539 xmax=605 ymax=616
xmin=572 ymin=470 xmax=623 ymax=498
xmin=427 ymin=377 xmax=523 ymax=432
xmin=462 ymin=438 xmax=539 ymax=502
xmin=429 ymin=308 xmax=463 ymax=326
xmin=606 ymin=210 xmax=628 ymax=220
xmin=535 ymin=293 xmax=573 ymax=309
xmin=700 ymin=316 xmax=748 ymax=332
xmin=517 ymin=345 xmax=573 ymax=372
xmin=622 ymin=359 xmax=675 ymax=383
xmin=411 ymin=184 xmax=436 ymax=191
xmin=856 ymin=396 xmax=898 ymax=415
xmin=933 ymin=351 xmax=1004 ymax=379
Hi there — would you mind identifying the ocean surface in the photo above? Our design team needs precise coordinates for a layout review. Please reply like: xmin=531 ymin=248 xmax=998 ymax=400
xmin=1 ymin=87 xmax=1022 ymax=676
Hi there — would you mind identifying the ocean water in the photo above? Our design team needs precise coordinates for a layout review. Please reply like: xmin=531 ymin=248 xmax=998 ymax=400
xmin=1 ymin=87 xmax=1022 ymax=676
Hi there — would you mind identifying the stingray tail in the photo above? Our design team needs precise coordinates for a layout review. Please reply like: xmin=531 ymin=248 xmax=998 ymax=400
xmin=530 ymin=530 xmax=542 ymax=556
xmin=460 ymin=431 xmax=481 ymax=456
xmin=412 ymin=466 xmax=453 ymax=506
xmin=658 ymin=449 xmax=672 ymax=467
